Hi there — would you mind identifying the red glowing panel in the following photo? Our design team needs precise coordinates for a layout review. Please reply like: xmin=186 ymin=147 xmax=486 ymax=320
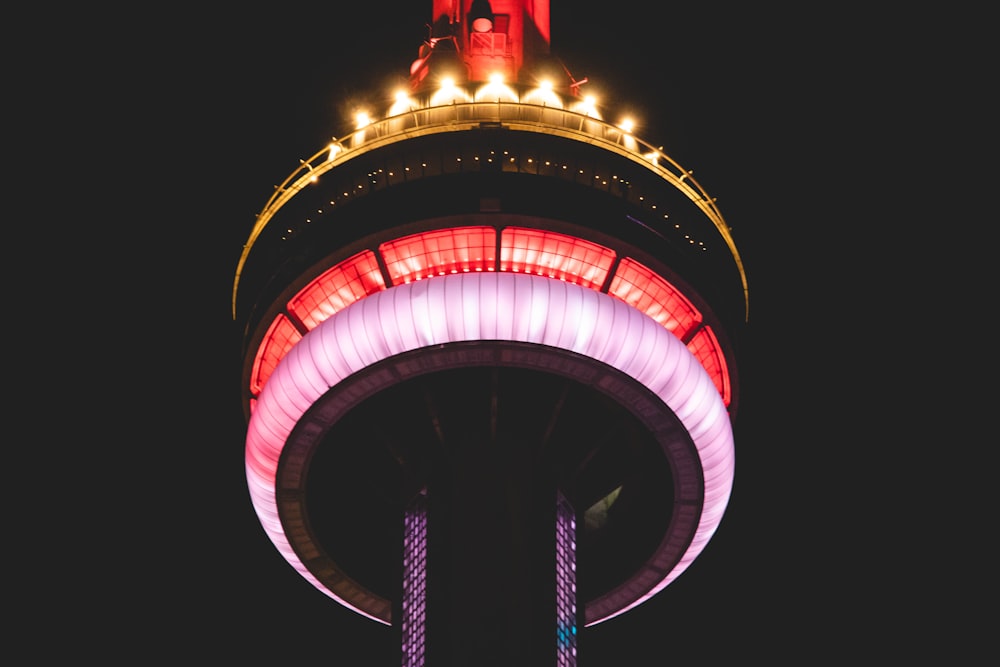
xmin=250 ymin=313 xmax=302 ymax=395
xmin=288 ymin=250 xmax=386 ymax=331
xmin=608 ymin=258 xmax=701 ymax=339
xmin=500 ymin=227 xmax=615 ymax=290
xmin=686 ymin=326 xmax=731 ymax=407
xmin=380 ymin=227 xmax=497 ymax=284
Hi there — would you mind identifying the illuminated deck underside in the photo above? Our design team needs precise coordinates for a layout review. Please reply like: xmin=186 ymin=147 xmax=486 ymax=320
xmin=236 ymin=88 xmax=746 ymax=630
xmin=246 ymin=273 xmax=734 ymax=626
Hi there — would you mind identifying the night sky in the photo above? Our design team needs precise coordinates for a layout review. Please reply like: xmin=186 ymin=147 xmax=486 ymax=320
xmin=48 ymin=1 xmax=960 ymax=663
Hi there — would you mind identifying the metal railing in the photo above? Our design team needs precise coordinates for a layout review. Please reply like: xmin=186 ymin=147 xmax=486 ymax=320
xmin=234 ymin=93 xmax=748 ymax=321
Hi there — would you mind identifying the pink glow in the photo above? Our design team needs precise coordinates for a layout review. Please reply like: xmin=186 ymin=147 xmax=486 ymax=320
xmin=245 ymin=273 xmax=735 ymax=623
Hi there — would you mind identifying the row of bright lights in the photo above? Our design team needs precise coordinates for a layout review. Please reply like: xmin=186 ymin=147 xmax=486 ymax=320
xmin=352 ymin=74 xmax=637 ymax=144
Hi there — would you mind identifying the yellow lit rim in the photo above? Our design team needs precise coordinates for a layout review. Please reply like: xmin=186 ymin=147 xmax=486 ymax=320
xmin=232 ymin=100 xmax=749 ymax=322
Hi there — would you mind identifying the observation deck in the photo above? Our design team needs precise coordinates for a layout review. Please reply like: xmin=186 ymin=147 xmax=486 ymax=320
xmin=234 ymin=80 xmax=748 ymax=631
xmin=234 ymin=83 xmax=748 ymax=334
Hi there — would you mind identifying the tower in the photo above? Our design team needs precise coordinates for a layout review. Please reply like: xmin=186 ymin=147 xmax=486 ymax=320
xmin=232 ymin=1 xmax=749 ymax=664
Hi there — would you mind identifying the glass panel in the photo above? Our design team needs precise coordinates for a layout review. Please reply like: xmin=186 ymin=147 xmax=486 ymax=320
xmin=687 ymin=326 xmax=730 ymax=406
xmin=608 ymin=257 xmax=701 ymax=339
xmin=500 ymin=227 xmax=614 ymax=290
xmin=287 ymin=250 xmax=386 ymax=331
xmin=380 ymin=227 xmax=497 ymax=284
xmin=250 ymin=314 xmax=302 ymax=395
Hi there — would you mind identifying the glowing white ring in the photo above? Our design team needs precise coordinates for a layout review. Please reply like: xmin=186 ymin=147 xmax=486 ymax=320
xmin=245 ymin=273 xmax=735 ymax=621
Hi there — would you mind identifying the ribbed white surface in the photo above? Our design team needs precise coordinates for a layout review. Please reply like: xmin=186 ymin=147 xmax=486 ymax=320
xmin=246 ymin=273 xmax=735 ymax=618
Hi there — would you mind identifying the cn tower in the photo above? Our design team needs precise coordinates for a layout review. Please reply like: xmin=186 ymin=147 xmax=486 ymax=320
xmin=232 ymin=1 xmax=750 ymax=664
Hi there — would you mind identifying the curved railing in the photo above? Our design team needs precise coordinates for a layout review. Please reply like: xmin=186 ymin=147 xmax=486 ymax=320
xmin=233 ymin=97 xmax=749 ymax=321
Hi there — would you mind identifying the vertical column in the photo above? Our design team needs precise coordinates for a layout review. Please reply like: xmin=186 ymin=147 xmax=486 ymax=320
xmin=425 ymin=435 xmax=558 ymax=666
xmin=402 ymin=490 xmax=429 ymax=667
xmin=555 ymin=492 xmax=577 ymax=667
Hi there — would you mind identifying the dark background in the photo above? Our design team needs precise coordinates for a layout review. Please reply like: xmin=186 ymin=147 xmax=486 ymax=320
xmin=27 ymin=1 xmax=975 ymax=663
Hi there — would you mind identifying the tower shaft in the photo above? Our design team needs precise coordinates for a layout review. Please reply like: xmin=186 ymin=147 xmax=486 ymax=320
xmin=423 ymin=437 xmax=560 ymax=665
